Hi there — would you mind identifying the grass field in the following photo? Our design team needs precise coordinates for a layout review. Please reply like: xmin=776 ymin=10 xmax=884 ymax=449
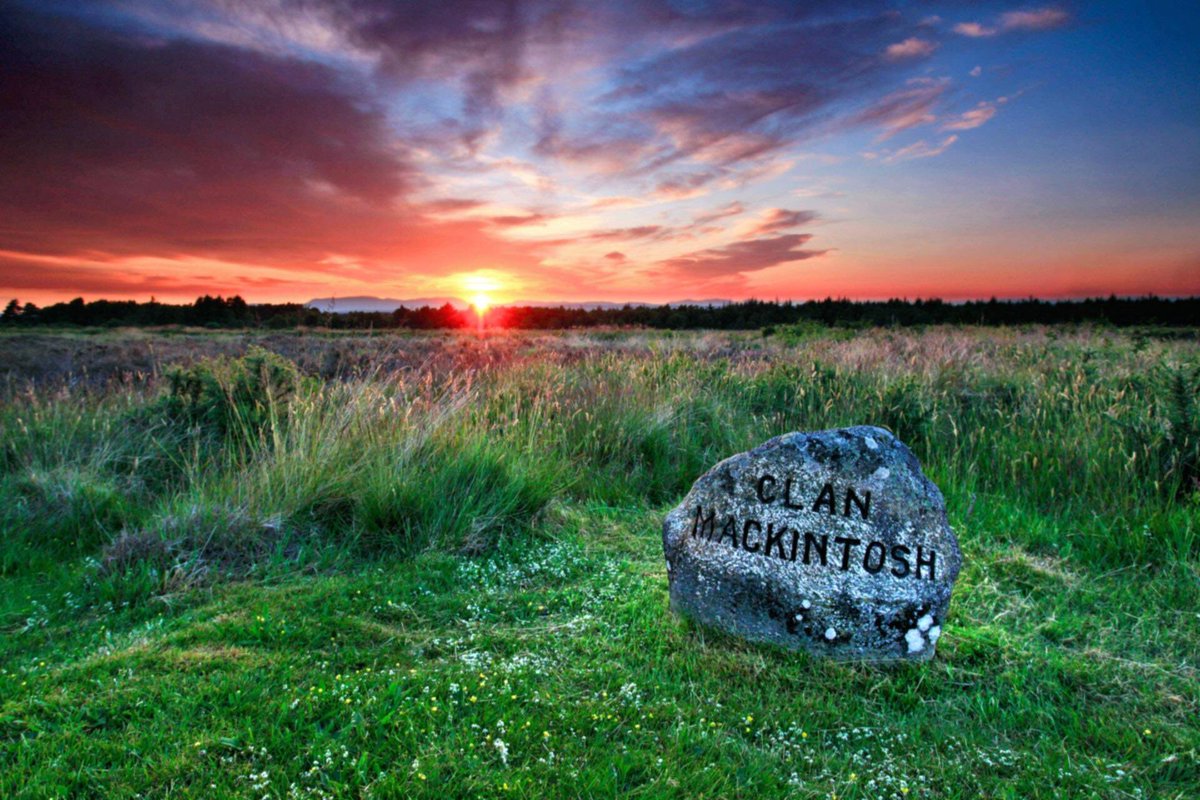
xmin=1 ymin=325 xmax=1197 ymax=799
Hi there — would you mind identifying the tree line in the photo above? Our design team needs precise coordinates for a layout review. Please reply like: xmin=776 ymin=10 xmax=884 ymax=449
xmin=2 ymin=294 xmax=1197 ymax=330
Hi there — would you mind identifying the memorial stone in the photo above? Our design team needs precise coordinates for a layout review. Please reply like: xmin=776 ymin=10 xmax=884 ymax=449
xmin=662 ymin=426 xmax=961 ymax=661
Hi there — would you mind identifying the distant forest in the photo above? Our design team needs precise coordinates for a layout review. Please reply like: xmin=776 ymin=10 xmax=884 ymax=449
xmin=2 ymin=294 xmax=1198 ymax=330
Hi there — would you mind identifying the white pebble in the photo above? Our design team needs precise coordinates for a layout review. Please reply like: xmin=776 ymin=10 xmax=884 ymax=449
xmin=801 ymin=600 xmax=811 ymax=609
xmin=905 ymin=628 xmax=925 ymax=653
xmin=917 ymin=614 xmax=933 ymax=632
xmin=928 ymin=625 xmax=941 ymax=642
xmin=864 ymin=436 xmax=879 ymax=450
xmin=824 ymin=627 xmax=837 ymax=641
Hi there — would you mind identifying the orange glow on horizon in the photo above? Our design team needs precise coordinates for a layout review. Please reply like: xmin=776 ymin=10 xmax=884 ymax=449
xmin=459 ymin=272 xmax=508 ymax=318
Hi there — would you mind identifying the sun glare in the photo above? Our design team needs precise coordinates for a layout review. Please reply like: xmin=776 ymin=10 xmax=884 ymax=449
xmin=458 ymin=272 xmax=510 ymax=325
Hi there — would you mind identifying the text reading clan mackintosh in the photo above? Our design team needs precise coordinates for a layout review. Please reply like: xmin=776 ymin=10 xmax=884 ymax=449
xmin=690 ymin=475 xmax=939 ymax=580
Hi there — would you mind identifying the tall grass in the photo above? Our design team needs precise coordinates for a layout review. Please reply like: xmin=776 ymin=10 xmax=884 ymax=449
xmin=0 ymin=327 xmax=1195 ymax=598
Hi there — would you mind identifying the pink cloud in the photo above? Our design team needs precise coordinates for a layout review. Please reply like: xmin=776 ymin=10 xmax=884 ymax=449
xmin=1000 ymin=8 xmax=1071 ymax=31
xmin=884 ymin=37 xmax=938 ymax=61
xmin=941 ymin=102 xmax=998 ymax=131
xmin=852 ymin=83 xmax=946 ymax=140
xmin=692 ymin=201 xmax=746 ymax=227
xmin=744 ymin=209 xmax=819 ymax=237
xmin=883 ymin=135 xmax=959 ymax=163
xmin=656 ymin=234 xmax=826 ymax=278
xmin=953 ymin=21 xmax=997 ymax=38
xmin=955 ymin=7 xmax=1070 ymax=38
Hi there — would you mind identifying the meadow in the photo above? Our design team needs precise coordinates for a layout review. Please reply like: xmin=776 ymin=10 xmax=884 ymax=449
xmin=0 ymin=325 xmax=1197 ymax=799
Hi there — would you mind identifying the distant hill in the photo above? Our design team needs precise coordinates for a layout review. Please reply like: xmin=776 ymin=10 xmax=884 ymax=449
xmin=512 ymin=299 xmax=732 ymax=310
xmin=305 ymin=296 xmax=734 ymax=313
xmin=305 ymin=296 xmax=468 ymax=312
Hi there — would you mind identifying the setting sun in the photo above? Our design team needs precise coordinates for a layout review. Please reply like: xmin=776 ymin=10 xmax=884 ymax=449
xmin=459 ymin=271 xmax=509 ymax=320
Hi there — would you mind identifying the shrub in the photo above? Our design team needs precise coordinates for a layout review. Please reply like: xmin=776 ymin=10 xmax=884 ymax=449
xmin=1160 ymin=365 xmax=1200 ymax=498
xmin=157 ymin=346 xmax=303 ymax=442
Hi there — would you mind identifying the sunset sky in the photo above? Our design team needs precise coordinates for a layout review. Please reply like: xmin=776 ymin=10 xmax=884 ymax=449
xmin=1 ymin=0 xmax=1197 ymax=306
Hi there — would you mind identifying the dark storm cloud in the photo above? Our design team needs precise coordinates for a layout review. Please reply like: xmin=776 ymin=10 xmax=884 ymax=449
xmin=0 ymin=3 xmax=409 ymax=258
xmin=0 ymin=1 xmax=554 ymax=289
xmin=656 ymin=234 xmax=827 ymax=278
xmin=287 ymin=0 xmax=571 ymax=148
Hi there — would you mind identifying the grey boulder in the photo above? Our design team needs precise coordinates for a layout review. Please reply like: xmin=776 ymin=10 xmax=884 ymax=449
xmin=663 ymin=426 xmax=961 ymax=662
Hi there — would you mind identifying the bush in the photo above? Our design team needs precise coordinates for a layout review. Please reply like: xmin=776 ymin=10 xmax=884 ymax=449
xmin=157 ymin=346 xmax=303 ymax=442
xmin=1157 ymin=365 xmax=1200 ymax=498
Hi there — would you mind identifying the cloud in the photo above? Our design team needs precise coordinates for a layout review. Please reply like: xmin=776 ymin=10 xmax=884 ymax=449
xmin=852 ymin=83 xmax=946 ymax=140
xmin=0 ymin=0 xmax=1065 ymax=304
xmin=537 ymin=225 xmax=667 ymax=248
xmin=604 ymin=251 xmax=626 ymax=262
xmin=955 ymin=7 xmax=1070 ymax=38
xmin=0 ymin=5 xmax=400 ymax=251
xmin=656 ymin=234 xmax=826 ymax=278
xmin=423 ymin=198 xmax=488 ymax=214
xmin=525 ymin=6 xmax=922 ymax=179
xmin=290 ymin=0 xmax=562 ymax=149
xmin=0 ymin=249 xmax=323 ymax=296
xmin=0 ymin=2 xmax=556 ymax=295
xmin=883 ymin=135 xmax=959 ymax=163
xmin=884 ymin=37 xmax=938 ymax=61
xmin=1000 ymin=8 xmax=1071 ymax=31
xmin=653 ymin=172 xmax=720 ymax=200
xmin=486 ymin=212 xmax=554 ymax=228
xmin=692 ymin=201 xmax=746 ymax=227
xmin=744 ymin=209 xmax=819 ymax=237
xmin=970 ymin=65 xmax=982 ymax=77
xmin=583 ymin=226 xmax=664 ymax=242
xmin=953 ymin=21 xmax=997 ymax=38
xmin=941 ymin=102 xmax=998 ymax=131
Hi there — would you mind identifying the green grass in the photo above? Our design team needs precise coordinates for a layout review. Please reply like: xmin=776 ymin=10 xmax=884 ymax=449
xmin=1 ymin=326 xmax=1197 ymax=798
